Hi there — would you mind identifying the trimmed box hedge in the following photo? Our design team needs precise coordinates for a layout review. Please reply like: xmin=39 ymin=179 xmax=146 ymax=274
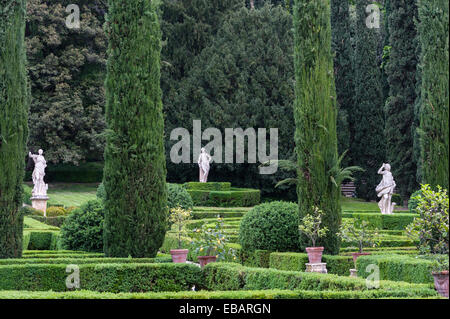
xmin=269 ymin=252 xmax=354 ymax=276
xmin=187 ymin=188 xmax=260 ymax=207
xmin=201 ymin=263 xmax=435 ymax=294
xmin=0 ymin=289 xmax=442 ymax=299
xmin=184 ymin=182 xmax=231 ymax=191
xmin=0 ymin=263 xmax=202 ymax=292
xmin=0 ymin=257 xmax=172 ymax=266
xmin=356 ymin=254 xmax=436 ymax=284
xmin=23 ymin=231 xmax=60 ymax=250
xmin=341 ymin=213 xmax=417 ymax=230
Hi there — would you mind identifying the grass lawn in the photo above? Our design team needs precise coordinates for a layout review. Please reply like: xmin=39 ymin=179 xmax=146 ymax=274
xmin=39 ymin=183 xmax=99 ymax=207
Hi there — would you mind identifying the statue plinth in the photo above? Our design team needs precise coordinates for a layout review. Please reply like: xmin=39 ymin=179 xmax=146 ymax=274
xmin=305 ymin=263 xmax=328 ymax=274
xmin=31 ymin=195 xmax=49 ymax=216
xmin=350 ymin=268 xmax=358 ymax=277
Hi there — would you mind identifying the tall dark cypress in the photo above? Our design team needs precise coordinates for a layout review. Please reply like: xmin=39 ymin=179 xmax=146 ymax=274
xmin=293 ymin=0 xmax=341 ymax=254
xmin=353 ymin=0 xmax=385 ymax=200
xmin=0 ymin=0 xmax=29 ymax=258
xmin=417 ymin=0 xmax=449 ymax=190
xmin=331 ymin=0 xmax=354 ymax=166
xmin=384 ymin=0 xmax=418 ymax=198
xmin=103 ymin=0 xmax=168 ymax=257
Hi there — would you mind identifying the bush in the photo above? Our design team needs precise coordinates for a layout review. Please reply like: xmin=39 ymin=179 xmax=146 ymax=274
xmin=185 ymin=182 xmax=231 ymax=191
xmin=356 ymin=254 xmax=435 ymax=284
xmin=25 ymin=231 xmax=60 ymax=250
xmin=239 ymin=201 xmax=300 ymax=252
xmin=391 ymin=194 xmax=403 ymax=205
xmin=96 ymin=183 xmax=106 ymax=201
xmin=341 ymin=212 xmax=417 ymax=230
xmin=0 ymin=263 xmax=202 ymax=292
xmin=167 ymin=183 xmax=194 ymax=210
xmin=188 ymin=188 xmax=260 ymax=207
xmin=408 ymin=190 xmax=422 ymax=213
xmin=60 ymin=200 xmax=104 ymax=252
xmin=46 ymin=206 xmax=68 ymax=217
xmin=29 ymin=216 xmax=67 ymax=228
xmin=22 ymin=185 xmax=32 ymax=205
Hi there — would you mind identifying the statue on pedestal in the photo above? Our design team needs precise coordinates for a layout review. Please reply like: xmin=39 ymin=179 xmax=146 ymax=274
xmin=198 ymin=148 xmax=212 ymax=183
xmin=29 ymin=149 xmax=49 ymax=215
xmin=375 ymin=163 xmax=396 ymax=215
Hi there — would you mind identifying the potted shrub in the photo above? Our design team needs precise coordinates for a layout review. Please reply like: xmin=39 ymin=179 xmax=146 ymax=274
xmin=169 ymin=207 xmax=192 ymax=263
xmin=337 ymin=219 xmax=379 ymax=266
xmin=299 ymin=206 xmax=329 ymax=264
xmin=191 ymin=216 xmax=236 ymax=268
xmin=431 ymin=256 xmax=449 ymax=298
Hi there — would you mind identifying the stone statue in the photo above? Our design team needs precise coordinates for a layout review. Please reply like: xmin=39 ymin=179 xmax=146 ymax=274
xmin=29 ymin=149 xmax=48 ymax=197
xmin=198 ymin=148 xmax=212 ymax=183
xmin=375 ymin=163 xmax=396 ymax=215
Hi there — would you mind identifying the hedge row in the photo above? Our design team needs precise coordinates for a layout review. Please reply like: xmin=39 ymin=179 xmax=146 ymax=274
xmin=0 ymin=263 xmax=201 ymax=292
xmin=22 ymin=231 xmax=60 ymax=250
xmin=24 ymin=162 xmax=104 ymax=183
xmin=0 ymin=289 xmax=442 ymax=299
xmin=268 ymin=252 xmax=354 ymax=276
xmin=0 ymin=257 xmax=172 ymax=266
xmin=356 ymin=255 xmax=436 ymax=284
xmin=29 ymin=215 xmax=67 ymax=228
xmin=192 ymin=211 xmax=247 ymax=219
xmin=184 ymin=182 xmax=231 ymax=191
xmin=187 ymin=188 xmax=260 ymax=207
xmin=341 ymin=213 xmax=417 ymax=230
xmin=201 ymin=263 xmax=435 ymax=294
xmin=21 ymin=253 xmax=105 ymax=259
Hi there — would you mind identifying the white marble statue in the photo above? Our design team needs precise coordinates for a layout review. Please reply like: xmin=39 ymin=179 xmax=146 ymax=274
xmin=29 ymin=149 xmax=48 ymax=197
xmin=198 ymin=148 xmax=212 ymax=183
xmin=375 ymin=163 xmax=396 ymax=215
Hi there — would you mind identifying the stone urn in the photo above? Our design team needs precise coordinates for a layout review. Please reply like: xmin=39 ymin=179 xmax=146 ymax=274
xmin=305 ymin=247 xmax=324 ymax=264
xmin=432 ymin=271 xmax=449 ymax=298
xmin=170 ymin=249 xmax=189 ymax=263
xmin=198 ymin=256 xmax=217 ymax=268
xmin=351 ymin=252 xmax=371 ymax=265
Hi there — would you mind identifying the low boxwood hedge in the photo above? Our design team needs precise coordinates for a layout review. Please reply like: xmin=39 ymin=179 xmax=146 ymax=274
xmin=187 ymin=188 xmax=260 ymax=207
xmin=0 ymin=263 xmax=202 ymax=292
xmin=341 ymin=213 xmax=417 ymax=230
xmin=0 ymin=289 xmax=442 ymax=299
xmin=184 ymin=182 xmax=231 ymax=191
xmin=24 ymin=231 xmax=60 ymax=250
xmin=201 ymin=263 xmax=435 ymax=294
xmin=0 ymin=257 xmax=172 ymax=266
xmin=356 ymin=254 xmax=436 ymax=284
xmin=269 ymin=252 xmax=354 ymax=276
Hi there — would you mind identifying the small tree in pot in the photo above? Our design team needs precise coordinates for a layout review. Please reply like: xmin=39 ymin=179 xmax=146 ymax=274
xmin=299 ymin=206 xmax=329 ymax=264
xmin=169 ymin=207 xmax=192 ymax=263
xmin=431 ymin=255 xmax=449 ymax=298
xmin=337 ymin=219 xmax=379 ymax=267
xmin=191 ymin=216 xmax=236 ymax=268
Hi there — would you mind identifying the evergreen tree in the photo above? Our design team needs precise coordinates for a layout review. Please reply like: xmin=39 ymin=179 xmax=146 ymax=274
xmin=103 ymin=0 xmax=167 ymax=257
xmin=331 ymin=0 xmax=353 ymax=166
xmin=384 ymin=0 xmax=418 ymax=198
xmin=293 ymin=0 xmax=341 ymax=254
xmin=0 ymin=0 xmax=29 ymax=258
xmin=417 ymin=0 xmax=449 ymax=189
xmin=353 ymin=0 xmax=385 ymax=200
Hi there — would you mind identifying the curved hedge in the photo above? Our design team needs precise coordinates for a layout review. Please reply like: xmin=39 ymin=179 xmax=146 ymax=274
xmin=188 ymin=188 xmax=260 ymax=207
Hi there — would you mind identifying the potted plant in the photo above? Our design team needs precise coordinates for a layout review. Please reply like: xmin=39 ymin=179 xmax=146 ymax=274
xmin=169 ymin=207 xmax=192 ymax=263
xmin=299 ymin=206 xmax=329 ymax=264
xmin=191 ymin=216 xmax=236 ymax=268
xmin=337 ymin=219 xmax=379 ymax=266
xmin=431 ymin=255 xmax=449 ymax=298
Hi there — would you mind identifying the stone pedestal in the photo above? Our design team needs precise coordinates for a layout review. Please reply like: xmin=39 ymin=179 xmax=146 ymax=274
xmin=350 ymin=269 xmax=358 ymax=277
xmin=31 ymin=196 xmax=49 ymax=216
xmin=305 ymin=263 xmax=327 ymax=274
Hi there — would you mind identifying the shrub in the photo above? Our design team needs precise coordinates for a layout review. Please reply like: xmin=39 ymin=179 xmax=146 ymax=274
xmin=60 ymin=200 xmax=104 ymax=252
xmin=408 ymin=190 xmax=422 ymax=213
xmin=169 ymin=207 xmax=192 ymax=249
xmin=337 ymin=219 xmax=379 ymax=253
xmin=22 ymin=185 xmax=32 ymax=205
xmin=391 ymin=194 xmax=403 ymax=205
xmin=239 ymin=201 xmax=300 ymax=252
xmin=29 ymin=216 xmax=67 ymax=228
xmin=185 ymin=182 xmax=231 ymax=191
xmin=46 ymin=206 xmax=68 ymax=217
xmin=299 ymin=206 xmax=329 ymax=247
xmin=187 ymin=188 xmax=260 ymax=207
xmin=96 ymin=183 xmax=106 ymax=201
xmin=239 ymin=250 xmax=271 ymax=268
xmin=167 ymin=183 xmax=194 ymax=210
xmin=341 ymin=212 xmax=417 ymax=230
xmin=406 ymin=184 xmax=449 ymax=254
xmin=27 ymin=231 xmax=60 ymax=250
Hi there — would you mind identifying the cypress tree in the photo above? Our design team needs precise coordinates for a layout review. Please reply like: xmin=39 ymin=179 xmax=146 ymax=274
xmin=0 ymin=0 xmax=29 ymax=258
xmin=417 ymin=0 xmax=449 ymax=189
xmin=384 ymin=0 xmax=419 ymax=198
xmin=293 ymin=0 xmax=341 ymax=254
xmin=103 ymin=0 xmax=168 ymax=257
xmin=331 ymin=0 xmax=353 ymax=166
xmin=353 ymin=0 xmax=385 ymax=200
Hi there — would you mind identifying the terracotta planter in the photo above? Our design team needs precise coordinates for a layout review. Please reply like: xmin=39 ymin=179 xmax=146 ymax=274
xmin=305 ymin=247 xmax=324 ymax=264
xmin=351 ymin=252 xmax=371 ymax=265
xmin=198 ymin=255 xmax=217 ymax=268
xmin=432 ymin=271 xmax=449 ymax=298
xmin=170 ymin=249 xmax=189 ymax=263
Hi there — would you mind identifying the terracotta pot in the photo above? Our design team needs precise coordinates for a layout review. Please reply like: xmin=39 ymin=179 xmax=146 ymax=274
xmin=198 ymin=255 xmax=217 ymax=268
xmin=305 ymin=247 xmax=324 ymax=264
xmin=170 ymin=249 xmax=189 ymax=263
xmin=432 ymin=271 xmax=449 ymax=298
xmin=351 ymin=252 xmax=371 ymax=265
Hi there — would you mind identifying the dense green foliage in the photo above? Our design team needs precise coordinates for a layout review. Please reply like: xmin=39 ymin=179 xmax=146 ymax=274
xmin=167 ymin=184 xmax=194 ymax=210
xmin=416 ymin=0 xmax=449 ymax=189
xmin=25 ymin=0 xmax=106 ymax=164
xmin=293 ymin=0 xmax=341 ymax=254
xmin=60 ymin=200 xmax=104 ymax=252
xmin=331 ymin=0 xmax=353 ymax=166
xmin=352 ymin=0 xmax=386 ymax=200
xmin=239 ymin=201 xmax=299 ymax=252
xmin=384 ymin=0 xmax=418 ymax=197
xmin=0 ymin=0 xmax=29 ymax=258
xmin=103 ymin=0 xmax=168 ymax=257
xmin=0 ymin=263 xmax=202 ymax=292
